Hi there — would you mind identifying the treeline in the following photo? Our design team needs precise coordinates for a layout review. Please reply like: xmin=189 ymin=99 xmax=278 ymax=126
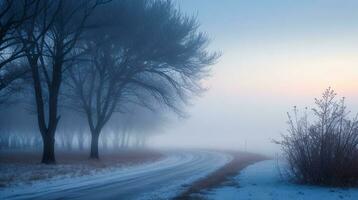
xmin=0 ymin=109 xmax=163 ymax=151
xmin=0 ymin=126 xmax=153 ymax=151
xmin=0 ymin=0 xmax=218 ymax=164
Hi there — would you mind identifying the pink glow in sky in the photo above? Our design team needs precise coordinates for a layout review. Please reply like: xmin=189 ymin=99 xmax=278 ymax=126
xmin=151 ymin=0 xmax=358 ymax=155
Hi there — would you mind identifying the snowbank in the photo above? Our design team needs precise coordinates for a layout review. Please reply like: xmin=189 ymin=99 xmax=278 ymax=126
xmin=208 ymin=160 xmax=358 ymax=200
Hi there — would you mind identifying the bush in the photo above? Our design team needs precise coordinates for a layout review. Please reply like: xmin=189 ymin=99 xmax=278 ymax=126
xmin=277 ymin=88 xmax=358 ymax=186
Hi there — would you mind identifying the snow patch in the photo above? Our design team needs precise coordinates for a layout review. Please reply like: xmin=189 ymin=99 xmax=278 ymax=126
xmin=207 ymin=160 xmax=358 ymax=200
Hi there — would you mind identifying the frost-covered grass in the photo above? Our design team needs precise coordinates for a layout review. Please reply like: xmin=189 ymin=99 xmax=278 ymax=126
xmin=0 ymin=149 xmax=163 ymax=188
xmin=207 ymin=160 xmax=358 ymax=200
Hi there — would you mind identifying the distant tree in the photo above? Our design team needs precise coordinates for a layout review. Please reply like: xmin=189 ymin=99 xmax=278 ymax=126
xmin=17 ymin=0 xmax=104 ymax=164
xmin=66 ymin=0 xmax=219 ymax=159
xmin=104 ymin=109 xmax=165 ymax=149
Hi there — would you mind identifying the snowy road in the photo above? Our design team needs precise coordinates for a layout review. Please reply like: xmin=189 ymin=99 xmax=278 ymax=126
xmin=1 ymin=150 xmax=232 ymax=200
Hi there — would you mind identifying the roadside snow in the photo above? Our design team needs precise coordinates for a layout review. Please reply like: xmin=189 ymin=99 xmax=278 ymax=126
xmin=0 ymin=163 xmax=99 ymax=187
xmin=0 ymin=150 xmax=162 ymax=188
xmin=207 ymin=160 xmax=358 ymax=200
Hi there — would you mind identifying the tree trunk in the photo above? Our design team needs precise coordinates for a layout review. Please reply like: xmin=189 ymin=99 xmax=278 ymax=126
xmin=41 ymin=134 xmax=56 ymax=164
xmin=29 ymin=56 xmax=60 ymax=164
xmin=125 ymin=133 xmax=130 ymax=148
xmin=78 ymin=134 xmax=84 ymax=151
xmin=90 ymin=132 xmax=100 ymax=159
xmin=120 ymin=132 xmax=126 ymax=148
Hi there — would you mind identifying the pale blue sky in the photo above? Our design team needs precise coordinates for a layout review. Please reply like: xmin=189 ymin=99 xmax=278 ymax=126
xmin=151 ymin=0 xmax=358 ymax=155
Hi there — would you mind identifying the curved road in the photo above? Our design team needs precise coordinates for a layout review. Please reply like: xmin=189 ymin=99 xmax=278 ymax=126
xmin=2 ymin=150 xmax=232 ymax=200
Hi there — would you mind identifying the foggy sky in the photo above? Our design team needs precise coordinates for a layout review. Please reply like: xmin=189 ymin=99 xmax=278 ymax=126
xmin=150 ymin=0 xmax=358 ymax=155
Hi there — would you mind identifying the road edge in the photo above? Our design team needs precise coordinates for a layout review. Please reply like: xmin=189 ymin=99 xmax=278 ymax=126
xmin=174 ymin=151 xmax=268 ymax=199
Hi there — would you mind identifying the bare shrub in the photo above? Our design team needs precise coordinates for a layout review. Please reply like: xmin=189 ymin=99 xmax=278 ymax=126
xmin=277 ymin=88 xmax=358 ymax=186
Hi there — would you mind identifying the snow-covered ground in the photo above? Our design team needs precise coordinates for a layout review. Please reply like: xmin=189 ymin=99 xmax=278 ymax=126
xmin=1 ymin=150 xmax=232 ymax=200
xmin=207 ymin=160 xmax=358 ymax=200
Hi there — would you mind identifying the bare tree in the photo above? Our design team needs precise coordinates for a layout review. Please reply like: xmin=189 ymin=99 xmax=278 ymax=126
xmin=0 ymin=63 xmax=29 ymax=104
xmin=0 ymin=0 xmax=41 ymax=104
xmin=17 ymin=0 xmax=104 ymax=164
xmin=0 ymin=0 xmax=38 ymax=68
xmin=66 ymin=0 xmax=219 ymax=159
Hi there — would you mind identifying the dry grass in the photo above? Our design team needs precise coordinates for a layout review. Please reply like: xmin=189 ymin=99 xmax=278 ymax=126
xmin=277 ymin=88 xmax=358 ymax=186
xmin=175 ymin=151 xmax=267 ymax=199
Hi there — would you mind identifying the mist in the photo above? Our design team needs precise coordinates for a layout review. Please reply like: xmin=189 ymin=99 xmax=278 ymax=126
xmin=149 ymin=0 xmax=358 ymax=155
xmin=1 ymin=0 xmax=358 ymax=199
